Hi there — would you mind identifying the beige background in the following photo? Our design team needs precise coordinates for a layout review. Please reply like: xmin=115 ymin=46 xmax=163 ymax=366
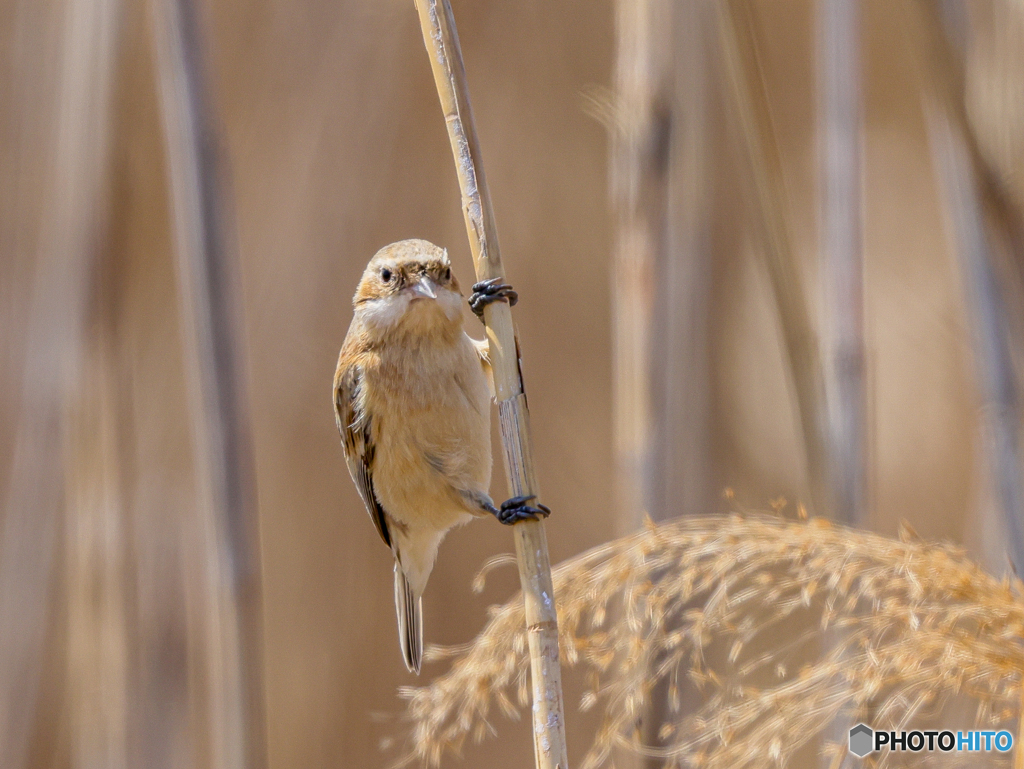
xmin=1 ymin=0 xmax=1010 ymax=767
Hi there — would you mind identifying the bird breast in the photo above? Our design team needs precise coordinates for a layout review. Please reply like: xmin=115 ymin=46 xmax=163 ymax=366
xmin=364 ymin=333 xmax=492 ymax=529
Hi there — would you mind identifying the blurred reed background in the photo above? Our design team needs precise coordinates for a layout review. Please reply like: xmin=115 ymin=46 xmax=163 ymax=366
xmin=1 ymin=0 xmax=1023 ymax=767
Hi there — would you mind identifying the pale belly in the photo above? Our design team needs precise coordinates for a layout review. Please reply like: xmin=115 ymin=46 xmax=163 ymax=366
xmin=365 ymin=337 xmax=493 ymax=535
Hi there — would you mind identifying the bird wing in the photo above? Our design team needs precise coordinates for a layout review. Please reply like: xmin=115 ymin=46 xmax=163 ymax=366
xmin=334 ymin=357 xmax=392 ymax=548
xmin=471 ymin=336 xmax=495 ymax=399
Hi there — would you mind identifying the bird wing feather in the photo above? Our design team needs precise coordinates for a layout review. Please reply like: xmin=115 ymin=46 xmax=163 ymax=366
xmin=334 ymin=358 xmax=392 ymax=548
xmin=471 ymin=336 xmax=495 ymax=399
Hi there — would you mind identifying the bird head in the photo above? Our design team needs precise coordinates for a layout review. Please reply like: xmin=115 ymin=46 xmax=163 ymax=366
xmin=352 ymin=239 xmax=465 ymax=337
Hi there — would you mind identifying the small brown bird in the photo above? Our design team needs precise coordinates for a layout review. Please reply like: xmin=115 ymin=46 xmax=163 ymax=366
xmin=334 ymin=239 xmax=548 ymax=673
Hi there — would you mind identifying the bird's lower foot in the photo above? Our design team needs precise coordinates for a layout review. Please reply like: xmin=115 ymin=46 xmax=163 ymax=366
xmin=491 ymin=494 xmax=551 ymax=525
xmin=469 ymin=277 xmax=518 ymax=320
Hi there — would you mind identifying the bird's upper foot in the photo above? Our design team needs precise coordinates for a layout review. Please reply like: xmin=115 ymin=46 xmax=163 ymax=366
xmin=491 ymin=494 xmax=551 ymax=525
xmin=469 ymin=277 xmax=518 ymax=321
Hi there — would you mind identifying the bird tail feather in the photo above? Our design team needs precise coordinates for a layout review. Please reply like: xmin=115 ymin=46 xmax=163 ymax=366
xmin=394 ymin=562 xmax=423 ymax=674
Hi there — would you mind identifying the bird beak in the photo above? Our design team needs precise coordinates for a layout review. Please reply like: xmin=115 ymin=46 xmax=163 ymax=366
xmin=409 ymin=276 xmax=438 ymax=300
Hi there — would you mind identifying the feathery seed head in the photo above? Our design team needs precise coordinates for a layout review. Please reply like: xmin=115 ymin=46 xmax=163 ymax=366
xmin=392 ymin=513 xmax=1024 ymax=769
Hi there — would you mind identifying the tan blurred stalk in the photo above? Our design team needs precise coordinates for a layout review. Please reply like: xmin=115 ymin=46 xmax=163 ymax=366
xmin=411 ymin=2 xmax=568 ymax=768
xmin=610 ymin=0 xmax=715 ymax=529
xmin=817 ymin=2 xmax=866 ymax=765
xmin=905 ymin=0 xmax=1024 ymax=579
xmin=654 ymin=1 xmax=714 ymax=528
xmin=610 ymin=0 xmax=665 ymax=535
xmin=717 ymin=0 xmax=830 ymax=515
xmin=961 ymin=1 xmax=1024 ymax=253
xmin=149 ymin=0 xmax=267 ymax=766
xmin=66 ymin=325 xmax=127 ymax=769
xmin=927 ymin=95 xmax=1024 ymax=575
xmin=611 ymin=1 xmax=716 ymax=764
xmin=913 ymin=1 xmax=1024 ymax=282
xmin=0 ymin=0 xmax=120 ymax=764
xmin=609 ymin=6 xmax=667 ymax=765
xmin=818 ymin=0 xmax=865 ymax=528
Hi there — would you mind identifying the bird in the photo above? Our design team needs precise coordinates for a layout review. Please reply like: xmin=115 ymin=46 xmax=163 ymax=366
xmin=334 ymin=239 xmax=549 ymax=673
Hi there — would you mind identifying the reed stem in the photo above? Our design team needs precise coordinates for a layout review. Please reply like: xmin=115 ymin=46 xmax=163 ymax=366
xmin=717 ymin=0 xmax=830 ymax=515
xmin=150 ymin=0 xmax=266 ymax=764
xmin=411 ymin=2 xmax=569 ymax=768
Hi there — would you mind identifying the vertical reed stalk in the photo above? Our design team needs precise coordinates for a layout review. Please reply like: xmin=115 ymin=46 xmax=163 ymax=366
xmin=927 ymin=109 xmax=1024 ymax=575
xmin=656 ymin=0 xmax=714 ymax=526
xmin=0 ymin=0 xmax=119 ymax=763
xmin=610 ymin=0 xmax=667 ymax=539
xmin=411 ymin=2 xmax=569 ymax=768
xmin=901 ymin=4 xmax=1024 ymax=757
xmin=150 ymin=0 xmax=266 ymax=766
xmin=717 ymin=0 xmax=830 ymax=514
xmin=818 ymin=0 xmax=865 ymax=527
xmin=611 ymin=2 xmax=716 ymax=763
xmin=901 ymin=0 xmax=1024 ymax=579
xmin=66 ymin=323 xmax=128 ymax=769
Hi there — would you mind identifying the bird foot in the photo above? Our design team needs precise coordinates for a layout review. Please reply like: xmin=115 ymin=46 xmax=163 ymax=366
xmin=469 ymin=277 xmax=518 ymax=320
xmin=491 ymin=494 xmax=550 ymax=525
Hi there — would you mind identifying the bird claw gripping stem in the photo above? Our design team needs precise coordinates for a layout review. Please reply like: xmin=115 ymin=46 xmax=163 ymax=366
xmin=469 ymin=277 xmax=518 ymax=320
xmin=490 ymin=494 xmax=551 ymax=525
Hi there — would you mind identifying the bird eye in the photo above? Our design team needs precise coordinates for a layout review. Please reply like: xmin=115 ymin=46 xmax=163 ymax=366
xmin=443 ymin=267 xmax=451 ymax=281
xmin=380 ymin=268 xmax=392 ymax=282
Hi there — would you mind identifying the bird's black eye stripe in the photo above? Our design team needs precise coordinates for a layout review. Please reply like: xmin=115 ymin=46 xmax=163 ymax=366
xmin=380 ymin=268 xmax=392 ymax=282
xmin=443 ymin=266 xmax=451 ymax=281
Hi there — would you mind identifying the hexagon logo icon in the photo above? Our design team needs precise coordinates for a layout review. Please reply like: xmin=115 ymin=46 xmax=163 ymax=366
xmin=849 ymin=723 xmax=873 ymax=757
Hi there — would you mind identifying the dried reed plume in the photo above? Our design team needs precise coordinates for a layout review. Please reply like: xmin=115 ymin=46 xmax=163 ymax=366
xmin=396 ymin=512 xmax=1023 ymax=768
